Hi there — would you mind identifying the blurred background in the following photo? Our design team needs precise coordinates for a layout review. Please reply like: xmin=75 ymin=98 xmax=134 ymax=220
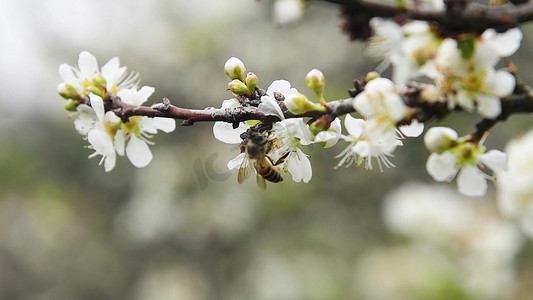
xmin=2 ymin=0 xmax=533 ymax=299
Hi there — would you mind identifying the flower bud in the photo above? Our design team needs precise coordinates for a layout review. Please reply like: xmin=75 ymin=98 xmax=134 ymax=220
xmin=306 ymin=69 xmax=325 ymax=102
xmin=87 ymin=85 xmax=106 ymax=99
xmin=284 ymin=93 xmax=326 ymax=114
xmin=57 ymin=82 xmax=79 ymax=100
xmin=224 ymin=57 xmax=246 ymax=81
xmin=245 ymin=72 xmax=258 ymax=91
xmin=228 ymin=79 xmax=250 ymax=95
xmin=64 ymin=99 xmax=79 ymax=111
xmin=365 ymin=71 xmax=381 ymax=82
xmin=424 ymin=126 xmax=459 ymax=153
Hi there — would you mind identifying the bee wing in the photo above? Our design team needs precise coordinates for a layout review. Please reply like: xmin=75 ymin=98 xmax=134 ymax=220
xmin=238 ymin=157 xmax=254 ymax=184
xmin=256 ymin=174 xmax=267 ymax=190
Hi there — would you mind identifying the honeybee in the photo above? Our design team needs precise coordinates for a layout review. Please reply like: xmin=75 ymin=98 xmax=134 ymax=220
xmin=238 ymin=131 xmax=283 ymax=190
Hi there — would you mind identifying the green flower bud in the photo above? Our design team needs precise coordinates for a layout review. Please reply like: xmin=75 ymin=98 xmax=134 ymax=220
xmin=228 ymin=79 xmax=250 ymax=95
xmin=245 ymin=72 xmax=258 ymax=91
xmin=57 ymin=82 xmax=79 ymax=100
xmin=365 ymin=71 xmax=381 ymax=82
xmin=306 ymin=69 xmax=326 ymax=103
xmin=284 ymin=93 xmax=326 ymax=115
xmin=86 ymin=85 xmax=106 ymax=99
xmin=64 ymin=99 xmax=79 ymax=111
xmin=224 ymin=57 xmax=246 ymax=81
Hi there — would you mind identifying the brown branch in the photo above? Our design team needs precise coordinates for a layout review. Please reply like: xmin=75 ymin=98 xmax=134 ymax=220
xmin=78 ymin=86 xmax=533 ymax=138
xmin=316 ymin=0 xmax=533 ymax=40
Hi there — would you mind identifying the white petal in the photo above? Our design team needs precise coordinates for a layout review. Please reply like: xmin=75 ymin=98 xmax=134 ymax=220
xmin=384 ymin=93 xmax=407 ymax=121
xmin=476 ymin=94 xmax=501 ymax=119
xmin=399 ymin=120 xmax=424 ymax=137
xmin=258 ymin=96 xmax=285 ymax=120
xmin=286 ymin=149 xmax=312 ymax=183
xmin=101 ymin=57 xmax=126 ymax=86
xmin=227 ymin=153 xmax=245 ymax=170
xmin=58 ymin=64 xmax=79 ymax=87
xmin=353 ymin=94 xmax=373 ymax=118
xmin=457 ymin=165 xmax=487 ymax=197
xmin=141 ymin=117 xmax=176 ymax=134
xmin=272 ymin=0 xmax=304 ymax=27
xmin=87 ymin=129 xmax=116 ymax=172
xmin=488 ymin=70 xmax=515 ymax=97
xmin=126 ymin=135 xmax=153 ymax=168
xmin=455 ymin=90 xmax=474 ymax=112
xmin=266 ymin=79 xmax=297 ymax=96
xmin=138 ymin=86 xmax=155 ymax=102
xmin=353 ymin=140 xmax=371 ymax=157
xmin=344 ymin=114 xmax=365 ymax=138
xmin=483 ymin=28 xmax=523 ymax=57
xmin=315 ymin=131 xmax=341 ymax=148
xmin=213 ymin=122 xmax=248 ymax=144
xmin=220 ymin=98 xmax=241 ymax=109
xmin=479 ymin=149 xmax=507 ymax=173
xmin=114 ymin=129 xmax=126 ymax=156
xmin=88 ymin=129 xmax=114 ymax=154
xmin=78 ymin=51 xmax=99 ymax=80
xmin=103 ymin=152 xmax=117 ymax=172
xmin=426 ymin=152 xmax=457 ymax=182
xmin=89 ymin=94 xmax=105 ymax=122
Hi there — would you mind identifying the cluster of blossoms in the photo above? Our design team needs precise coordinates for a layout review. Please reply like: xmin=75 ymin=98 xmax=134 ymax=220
xmin=424 ymin=127 xmax=507 ymax=197
xmin=367 ymin=17 xmax=522 ymax=118
xmin=373 ymin=182 xmax=524 ymax=299
xmin=216 ymin=57 xmax=424 ymax=187
xmin=58 ymin=51 xmax=175 ymax=171
xmin=497 ymin=131 xmax=533 ymax=239
xmin=215 ymin=57 xmax=333 ymax=185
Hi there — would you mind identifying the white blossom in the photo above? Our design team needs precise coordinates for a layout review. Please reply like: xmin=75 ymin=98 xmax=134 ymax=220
xmin=497 ymin=129 xmax=533 ymax=239
xmin=270 ymin=118 xmax=313 ymax=183
xmin=424 ymin=127 xmax=507 ymax=196
xmin=353 ymin=77 xmax=407 ymax=125
xmin=58 ymin=51 xmax=138 ymax=97
xmin=336 ymin=115 xmax=402 ymax=171
xmin=272 ymin=0 xmax=304 ymax=27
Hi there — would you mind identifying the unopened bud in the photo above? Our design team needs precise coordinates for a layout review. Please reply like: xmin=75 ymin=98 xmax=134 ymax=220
xmin=284 ymin=93 xmax=326 ymax=115
xmin=87 ymin=85 xmax=106 ymax=99
xmin=58 ymin=82 xmax=79 ymax=100
xmin=228 ymin=79 xmax=250 ymax=95
xmin=306 ymin=69 xmax=325 ymax=103
xmin=424 ymin=126 xmax=458 ymax=153
xmin=64 ymin=99 xmax=79 ymax=111
xmin=365 ymin=71 xmax=381 ymax=82
xmin=224 ymin=57 xmax=246 ymax=81
xmin=245 ymin=72 xmax=258 ymax=91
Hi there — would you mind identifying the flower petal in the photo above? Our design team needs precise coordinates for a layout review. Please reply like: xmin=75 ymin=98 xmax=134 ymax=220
xmin=78 ymin=51 xmax=99 ymax=80
xmin=344 ymin=114 xmax=365 ymax=138
xmin=213 ymin=122 xmax=248 ymax=144
xmin=457 ymin=165 xmax=487 ymax=197
xmin=126 ymin=135 xmax=153 ymax=168
xmin=258 ymin=96 xmax=285 ymax=120
xmin=89 ymin=93 xmax=105 ymax=122
xmin=479 ymin=149 xmax=507 ymax=173
xmin=399 ymin=120 xmax=424 ymax=137
xmin=426 ymin=152 xmax=457 ymax=182
xmin=476 ymin=94 xmax=501 ymax=119
xmin=141 ymin=117 xmax=176 ymax=134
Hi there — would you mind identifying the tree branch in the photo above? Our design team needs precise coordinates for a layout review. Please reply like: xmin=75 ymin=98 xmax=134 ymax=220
xmin=315 ymin=0 xmax=533 ymax=40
